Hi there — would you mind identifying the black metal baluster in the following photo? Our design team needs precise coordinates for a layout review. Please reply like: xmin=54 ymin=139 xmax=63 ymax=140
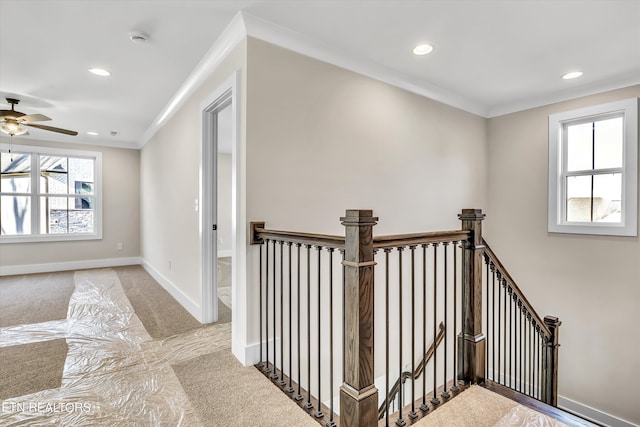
xmin=508 ymin=286 xmax=513 ymax=388
xmin=304 ymin=244 xmax=313 ymax=409
xmin=279 ymin=241 xmax=286 ymax=386
xmin=528 ymin=314 xmax=533 ymax=397
xmin=315 ymin=246 xmax=324 ymax=419
xmin=385 ymin=248 xmax=392 ymax=427
xmin=431 ymin=243 xmax=440 ymax=406
xmin=327 ymin=248 xmax=336 ymax=427
xmin=451 ymin=242 xmax=459 ymax=393
xmin=286 ymin=242 xmax=294 ymax=393
xmin=442 ymin=242 xmax=450 ymax=400
xmin=420 ymin=244 xmax=429 ymax=411
xmin=502 ymin=281 xmax=507 ymax=386
xmin=294 ymin=243 xmax=303 ymax=401
xmin=484 ymin=253 xmax=490 ymax=380
xmin=272 ymin=240 xmax=278 ymax=380
xmin=497 ymin=272 xmax=502 ymax=384
xmin=397 ymin=247 xmax=406 ymax=427
xmin=265 ymin=239 xmax=271 ymax=374
xmin=491 ymin=262 xmax=496 ymax=381
xmin=259 ymin=241 xmax=264 ymax=368
xmin=519 ymin=302 xmax=524 ymax=392
xmin=409 ymin=245 xmax=417 ymax=419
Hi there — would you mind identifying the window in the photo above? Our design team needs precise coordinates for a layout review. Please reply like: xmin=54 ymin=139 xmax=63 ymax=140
xmin=548 ymin=98 xmax=638 ymax=236
xmin=0 ymin=144 xmax=102 ymax=242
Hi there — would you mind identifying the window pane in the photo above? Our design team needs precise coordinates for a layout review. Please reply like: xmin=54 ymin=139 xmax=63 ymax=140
xmin=1 ymin=152 xmax=31 ymax=193
xmin=567 ymin=122 xmax=593 ymax=172
xmin=41 ymin=196 xmax=94 ymax=234
xmin=566 ymin=175 xmax=592 ymax=222
xmin=69 ymin=158 xmax=94 ymax=194
xmin=1 ymin=195 xmax=31 ymax=235
xmin=41 ymin=196 xmax=68 ymax=233
xmin=593 ymin=173 xmax=622 ymax=223
xmin=594 ymin=117 xmax=623 ymax=169
xmin=40 ymin=155 xmax=68 ymax=194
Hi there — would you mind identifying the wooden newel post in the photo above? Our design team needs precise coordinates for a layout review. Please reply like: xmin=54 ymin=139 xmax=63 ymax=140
xmin=340 ymin=209 xmax=378 ymax=427
xmin=458 ymin=208 xmax=486 ymax=385
xmin=542 ymin=316 xmax=561 ymax=406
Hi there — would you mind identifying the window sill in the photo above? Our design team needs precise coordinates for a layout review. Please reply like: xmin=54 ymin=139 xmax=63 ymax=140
xmin=0 ymin=232 xmax=103 ymax=244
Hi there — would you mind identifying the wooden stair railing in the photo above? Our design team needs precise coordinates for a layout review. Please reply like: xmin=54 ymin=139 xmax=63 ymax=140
xmin=378 ymin=322 xmax=445 ymax=420
xmin=251 ymin=208 xmax=562 ymax=427
xmin=481 ymin=240 xmax=561 ymax=405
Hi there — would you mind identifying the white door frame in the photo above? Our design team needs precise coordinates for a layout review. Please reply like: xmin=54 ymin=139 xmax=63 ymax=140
xmin=200 ymin=72 xmax=239 ymax=324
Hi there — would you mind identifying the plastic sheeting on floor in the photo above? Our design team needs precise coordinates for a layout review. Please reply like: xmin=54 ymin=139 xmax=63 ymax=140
xmin=0 ymin=268 xmax=229 ymax=426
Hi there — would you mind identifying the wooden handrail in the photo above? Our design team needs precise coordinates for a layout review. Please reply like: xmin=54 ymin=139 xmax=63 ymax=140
xmin=378 ymin=322 xmax=445 ymax=420
xmin=373 ymin=230 xmax=470 ymax=249
xmin=482 ymin=239 xmax=552 ymax=338
xmin=251 ymin=227 xmax=468 ymax=250
xmin=250 ymin=224 xmax=345 ymax=249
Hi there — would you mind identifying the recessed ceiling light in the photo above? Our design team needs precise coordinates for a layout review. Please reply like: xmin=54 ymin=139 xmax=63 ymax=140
xmin=413 ymin=43 xmax=434 ymax=56
xmin=88 ymin=68 xmax=111 ymax=77
xmin=562 ymin=71 xmax=583 ymax=80
xmin=87 ymin=131 xmax=99 ymax=136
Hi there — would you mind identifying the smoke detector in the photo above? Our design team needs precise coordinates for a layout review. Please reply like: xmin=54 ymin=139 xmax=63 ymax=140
xmin=129 ymin=32 xmax=148 ymax=44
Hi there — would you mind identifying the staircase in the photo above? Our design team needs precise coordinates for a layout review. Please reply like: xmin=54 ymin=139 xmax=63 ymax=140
xmin=250 ymin=209 xmax=564 ymax=427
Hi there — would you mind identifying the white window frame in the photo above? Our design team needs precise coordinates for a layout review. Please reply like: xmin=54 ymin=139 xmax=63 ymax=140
xmin=0 ymin=143 xmax=103 ymax=243
xmin=548 ymin=98 xmax=638 ymax=236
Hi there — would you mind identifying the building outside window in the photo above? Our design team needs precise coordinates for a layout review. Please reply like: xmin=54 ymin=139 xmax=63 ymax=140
xmin=548 ymin=98 xmax=638 ymax=236
xmin=0 ymin=144 xmax=102 ymax=242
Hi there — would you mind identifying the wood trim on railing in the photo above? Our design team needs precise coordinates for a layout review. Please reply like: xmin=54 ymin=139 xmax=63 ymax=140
xmin=482 ymin=239 xmax=552 ymax=338
xmin=373 ymin=230 xmax=470 ymax=249
xmin=250 ymin=224 xmax=345 ymax=248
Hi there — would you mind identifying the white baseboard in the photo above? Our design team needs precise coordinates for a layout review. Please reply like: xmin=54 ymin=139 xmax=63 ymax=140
xmin=140 ymin=259 xmax=202 ymax=323
xmin=0 ymin=257 xmax=141 ymax=276
xmin=558 ymin=396 xmax=638 ymax=427
xmin=239 ymin=338 xmax=281 ymax=367
xmin=217 ymin=249 xmax=233 ymax=258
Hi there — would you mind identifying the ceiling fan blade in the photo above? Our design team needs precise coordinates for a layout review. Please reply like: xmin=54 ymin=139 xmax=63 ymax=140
xmin=25 ymin=123 xmax=78 ymax=136
xmin=18 ymin=113 xmax=51 ymax=123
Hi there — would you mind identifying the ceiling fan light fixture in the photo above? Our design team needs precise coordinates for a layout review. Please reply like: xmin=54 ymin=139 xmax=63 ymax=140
xmin=413 ymin=43 xmax=434 ymax=56
xmin=1 ymin=121 xmax=28 ymax=136
xmin=88 ymin=68 xmax=111 ymax=77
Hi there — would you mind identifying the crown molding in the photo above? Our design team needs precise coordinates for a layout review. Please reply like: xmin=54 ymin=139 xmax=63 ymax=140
xmin=138 ymin=12 xmax=246 ymax=148
xmin=240 ymin=12 xmax=488 ymax=117
xmin=138 ymin=11 xmax=640 ymax=147
xmin=487 ymin=71 xmax=640 ymax=117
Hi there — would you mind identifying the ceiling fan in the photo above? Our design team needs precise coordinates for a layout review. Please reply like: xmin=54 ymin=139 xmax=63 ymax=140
xmin=0 ymin=98 xmax=77 ymax=137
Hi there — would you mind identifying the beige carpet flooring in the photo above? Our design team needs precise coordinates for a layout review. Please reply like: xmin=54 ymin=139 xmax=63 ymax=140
xmin=115 ymin=265 xmax=203 ymax=338
xmin=412 ymin=385 xmax=570 ymax=427
xmin=0 ymin=271 xmax=74 ymax=328
xmin=1 ymin=262 xmax=574 ymax=427
xmin=0 ymin=339 xmax=68 ymax=400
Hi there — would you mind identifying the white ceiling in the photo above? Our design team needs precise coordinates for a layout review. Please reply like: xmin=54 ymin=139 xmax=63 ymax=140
xmin=1 ymin=0 xmax=639 ymax=149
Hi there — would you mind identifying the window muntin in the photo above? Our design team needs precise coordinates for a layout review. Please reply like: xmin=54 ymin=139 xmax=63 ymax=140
xmin=0 ymin=145 xmax=102 ymax=242
xmin=548 ymin=98 xmax=638 ymax=236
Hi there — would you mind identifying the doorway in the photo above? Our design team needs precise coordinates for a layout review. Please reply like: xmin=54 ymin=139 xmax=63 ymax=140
xmin=214 ymin=102 xmax=233 ymax=323
xmin=201 ymin=80 xmax=235 ymax=324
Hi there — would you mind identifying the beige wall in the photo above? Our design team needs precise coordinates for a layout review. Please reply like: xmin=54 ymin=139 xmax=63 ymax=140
xmin=487 ymin=86 xmax=640 ymax=424
xmin=245 ymin=37 xmax=488 ymax=346
xmin=139 ymin=40 xmax=246 ymax=312
xmin=0 ymin=137 xmax=140 ymax=268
